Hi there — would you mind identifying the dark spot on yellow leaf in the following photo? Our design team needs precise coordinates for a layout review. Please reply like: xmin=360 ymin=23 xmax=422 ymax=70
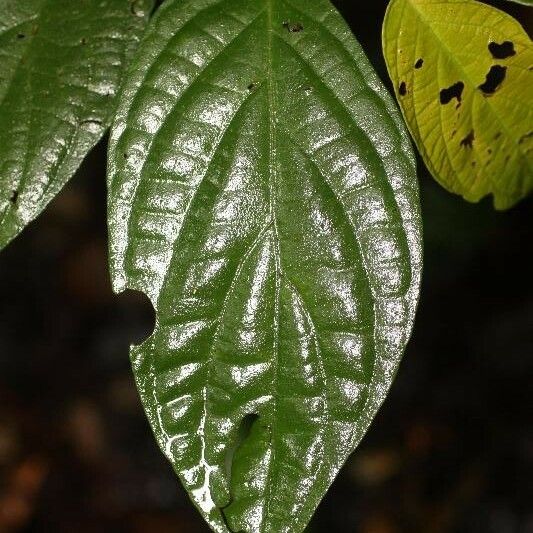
xmin=488 ymin=41 xmax=516 ymax=60
xmin=440 ymin=82 xmax=464 ymax=105
xmin=283 ymin=21 xmax=303 ymax=33
xmin=399 ymin=82 xmax=407 ymax=96
xmin=460 ymin=130 xmax=475 ymax=149
xmin=415 ymin=58 xmax=424 ymax=69
xmin=478 ymin=66 xmax=506 ymax=95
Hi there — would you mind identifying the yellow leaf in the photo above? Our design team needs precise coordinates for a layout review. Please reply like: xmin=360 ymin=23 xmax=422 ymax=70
xmin=383 ymin=0 xmax=533 ymax=209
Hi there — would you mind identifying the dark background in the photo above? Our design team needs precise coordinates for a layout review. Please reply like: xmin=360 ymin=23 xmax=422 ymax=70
xmin=0 ymin=1 xmax=531 ymax=532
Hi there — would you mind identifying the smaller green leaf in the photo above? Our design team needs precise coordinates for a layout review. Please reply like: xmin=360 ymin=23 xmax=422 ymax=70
xmin=383 ymin=0 xmax=533 ymax=209
xmin=0 ymin=0 xmax=153 ymax=249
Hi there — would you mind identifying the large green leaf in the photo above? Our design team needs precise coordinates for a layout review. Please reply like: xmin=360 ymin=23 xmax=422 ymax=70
xmin=108 ymin=0 xmax=422 ymax=531
xmin=383 ymin=0 xmax=533 ymax=210
xmin=0 ymin=0 xmax=153 ymax=249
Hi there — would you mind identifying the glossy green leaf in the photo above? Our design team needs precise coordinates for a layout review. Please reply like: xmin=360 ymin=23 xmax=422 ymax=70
xmin=108 ymin=0 xmax=422 ymax=531
xmin=383 ymin=0 xmax=533 ymax=210
xmin=0 ymin=0 xmax=153 ymax=249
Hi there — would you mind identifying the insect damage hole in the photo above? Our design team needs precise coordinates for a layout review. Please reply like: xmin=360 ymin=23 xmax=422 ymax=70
xmin=399 ymin=81 xmax=407 ymax=96
xmin=478 ymin=66 xmax=507 ymax=95
xmin=283 ymin=21 xmax=303 ymax=33
xmin=460 ymin=130 xmax=475 ymax=149
xmin=222 ymin=413 xmax=264 ymax=530
xmin=224 ymin=414 xmax=260 ymax=482
xmin=488 ymin=41 xmax=515 ymax=60
xmin=116 ymin=289 xmax=156 ymax=346
xmin=415 ymin=58 xmax=424 ymax=69
xmin=9 ymin=190 xmax=19 ymax=203
xmin=440 ymin=81 xmax=464 ymax=105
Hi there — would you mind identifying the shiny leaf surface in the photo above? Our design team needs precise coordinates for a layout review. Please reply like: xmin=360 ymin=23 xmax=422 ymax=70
xmin=108 ymin=0 xmax=422 ymax=531
xmin=383 ymin=0 xmax=533 ymax=210
xmin=0 ymin=0 xmax=153 ymax=249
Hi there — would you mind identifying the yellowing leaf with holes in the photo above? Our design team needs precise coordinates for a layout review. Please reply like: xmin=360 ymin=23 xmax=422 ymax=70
xmin=383 ymin=0 xmax=533 ymax=209
xmin=108 ymin=0 xmax=422 ymax=531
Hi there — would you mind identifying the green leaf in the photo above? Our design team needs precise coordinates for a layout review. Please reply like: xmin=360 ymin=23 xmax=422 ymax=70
xmin=0 ymin=0 xmax=153 ymax=249
xmin=383 ymin=0 xmax=533 ymax=210
xmin=108 ymin=0 xmax=422 ymax=531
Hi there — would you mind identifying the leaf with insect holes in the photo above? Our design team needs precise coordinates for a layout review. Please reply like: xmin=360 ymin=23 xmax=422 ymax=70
xmin=0 ymin=0 xmax=153 ymax=249
xmin=108 ymin=0 xmax=422 ymax=531
xmin=383 ymin=0 xmax=533 ymax=210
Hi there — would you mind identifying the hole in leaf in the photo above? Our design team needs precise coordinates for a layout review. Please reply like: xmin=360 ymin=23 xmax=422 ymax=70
xmin=399 ymin=81 xmax=407 ymax=96
xmin=225 ymin=414 xmax=259 ymax=482
xmin=9 ymin=190 xmax=18 ymax=204
xmin=460 ymin=130 xmax=475 ymax=149
xmin=283 ymin=21 xmax=303 ymax=33
xmin=478 ymin=65 xmax=506 ymax=95
xmin=439 ymin=81 xmax=464 ymax=105
xmin=415 ymin=58 xmax=424 ymax=69
xmin=488 ymin=41 xmax=515 ymax=60
xmin=115 ymin=289 xmax=156 ymax=346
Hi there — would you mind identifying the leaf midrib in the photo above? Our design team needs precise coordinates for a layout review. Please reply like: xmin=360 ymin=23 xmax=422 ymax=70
xmin=262 ymin=0 xmax=281 ymax=527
